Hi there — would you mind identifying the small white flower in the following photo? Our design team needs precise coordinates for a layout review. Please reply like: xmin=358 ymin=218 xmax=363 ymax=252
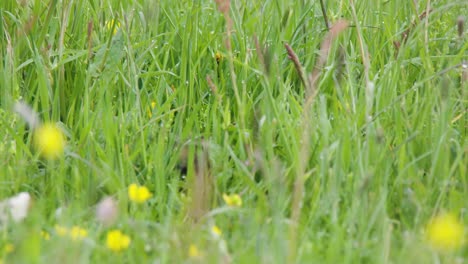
xmin=0 ymin=192 xmax=31 ymax=224
xmin=55 ymin=207 xmax=64 ymax=218
xmin=8 ymin=192 xmax=31 ymax=221
xmin=14 ymin=101 xmax=40 ymax=129
xmin=95 ymin=197 xmax=118 ymax=226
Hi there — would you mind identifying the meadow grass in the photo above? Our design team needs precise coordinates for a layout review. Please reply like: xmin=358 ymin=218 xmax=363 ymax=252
xmin=0 ymin=0 xmax=467 ymax=263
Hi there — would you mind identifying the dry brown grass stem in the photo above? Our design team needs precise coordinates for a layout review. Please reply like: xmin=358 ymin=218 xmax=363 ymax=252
xmin=285 ymin=43 xmax=311 ymax=95
xmin=206 ymin=75 xmax=218 ymax=95
xmin=253 ymin=35 xmax=269 ymax=75
xmin=214 ymin=0 xmax=242 ymax=123
xmin=214 ymin=0 xmax=230 ymax=14
xmin=307 ymin=20 xmax=349 ymax=106
xmin=319 ymin=0 xmax=330 ymax=30
xmin=458 ymin=16 xmax=465 ymax=38
xmin=287 ymin=20 xmax=349 ymax=264
xmin=393 ymin=8 xmax=432 ymax=53
xmin=206 ymin=75 xmax=222 ymax=104
xmin=187 ymin=142 xmax=213 ymax=222
xmin=285 ymin=20 xmax=348 ymax=106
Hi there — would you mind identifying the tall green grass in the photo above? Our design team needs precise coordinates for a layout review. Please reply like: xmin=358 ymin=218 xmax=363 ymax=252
xmin=0 ymin=0 xmax=466 ymax=263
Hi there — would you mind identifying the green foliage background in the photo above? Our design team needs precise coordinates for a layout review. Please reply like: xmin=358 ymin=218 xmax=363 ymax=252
xmin=0 ymin=0 xmax=466 ymax=263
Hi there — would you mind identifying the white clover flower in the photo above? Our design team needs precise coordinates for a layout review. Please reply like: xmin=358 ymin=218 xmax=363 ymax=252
xmin=0 ymin=192 xmax=31 ymax=224
xmin=95 ymin=196 xmax=118 ymax=226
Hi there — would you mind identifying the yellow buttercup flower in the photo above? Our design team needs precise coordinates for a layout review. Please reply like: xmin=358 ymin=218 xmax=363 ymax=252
xmin=106 ymin=19 xmax=121 ymax=35
xmin=33 ymin=122 xmax=66 ymax=160
xmin=4 ymin=243 xmax=14 ymax=254
xmin=426 ymin=212 xmax=465 ymax=252
xmin=211 ymin=225 xmax=222 ymax=237
xmin=54 ymin=225 xmax=87 ymax=241
xmin=106 ymin=230 xmax=131 ymax=252
xmin=41 ymin=231 xmax=51 ymax=240
xmin=69 ymin=226 xmax=88 ymax=241
xmin=188 ymin=244 xmax=201 ymax=258
xmin=222 ymin=193 xmax=242 ymax=207
xmin=128 ymin=183 xmax=152 ymax=203
xmin=148 ymin=101 xmax=157 ymax=118
xmin=55 ymin=225 xmax=69 ymax=236
xmin=215 ymin=51 xmax=223 ymax=64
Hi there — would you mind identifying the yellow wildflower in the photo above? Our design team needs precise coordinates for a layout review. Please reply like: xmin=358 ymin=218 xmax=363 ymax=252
xmin=426 ymin=212 xmax=465 ymax=252
xmin=54 ymin=225 xmax=87 ymax=241
xmin=33 ymin=122 xmax=66 ymax=160
xmin=106 ymin=230 xmax=131 ymax=252
xmin=188 ymin=244 xmax=201 ymax=258
xmin=55 ymin=225 xmax=69 ymax=236
xmin=148 ymin=101 xmax=157 ymax=118
xmin=215 ymin=52 xmax=223 ymax=64
xmin=128 ymin=183 xmax=152 ymax=203
xmin=211 ymin=225 xmax=222 ymax=237
xmin=69 ymin=226 xmax=87 ymax=241
xmin=106 ymin=19 xmax=121 ymax=35
xmin=222 ymin=193 xmax=242 ymax=207
xmin=4 ymin=243 xmax=14 ymax=254
xmin=41 ymin=231 xmax=50 ymax=240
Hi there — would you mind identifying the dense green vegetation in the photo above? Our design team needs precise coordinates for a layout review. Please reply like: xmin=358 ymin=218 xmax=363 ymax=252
xmin=0 ymin=0 xmax=466 ymax=263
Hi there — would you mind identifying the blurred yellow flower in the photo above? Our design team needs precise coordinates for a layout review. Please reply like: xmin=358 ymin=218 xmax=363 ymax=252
xmin=33 ymin=122 xmax=66 ymax=160
xmin=426 ymin=212 xmax=465 ymax=252
xmin=54 ymin=225 xmax=87 ymax=241
xmin=222 ymin=193 xmax=242 ymax=207
xmin=128 ymin=183 xmax=152 ymax=203
xmin=188 ymin=244 xmax=201 ymax=258
xmin=70 ymin=226 xmax=88 ymax=241
xmin=106 ymin=19 xmax=120 ymax=35
xmin=4 ymin=243 xmax=14 ymax=254
xmin=55 ymin=225 xmax=68 ymax=236
xmin=211 ymin=225 xmax=222 ymax=237
xmin=41 ymin=231 xmax=50 ymax=240
xmin=215 ymin=51 xmax=223 ymax=63
xmin=106 ymin=230 xmax=131 ymax=252
xmin=148 ymin=101 xmax=157 ymax=118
